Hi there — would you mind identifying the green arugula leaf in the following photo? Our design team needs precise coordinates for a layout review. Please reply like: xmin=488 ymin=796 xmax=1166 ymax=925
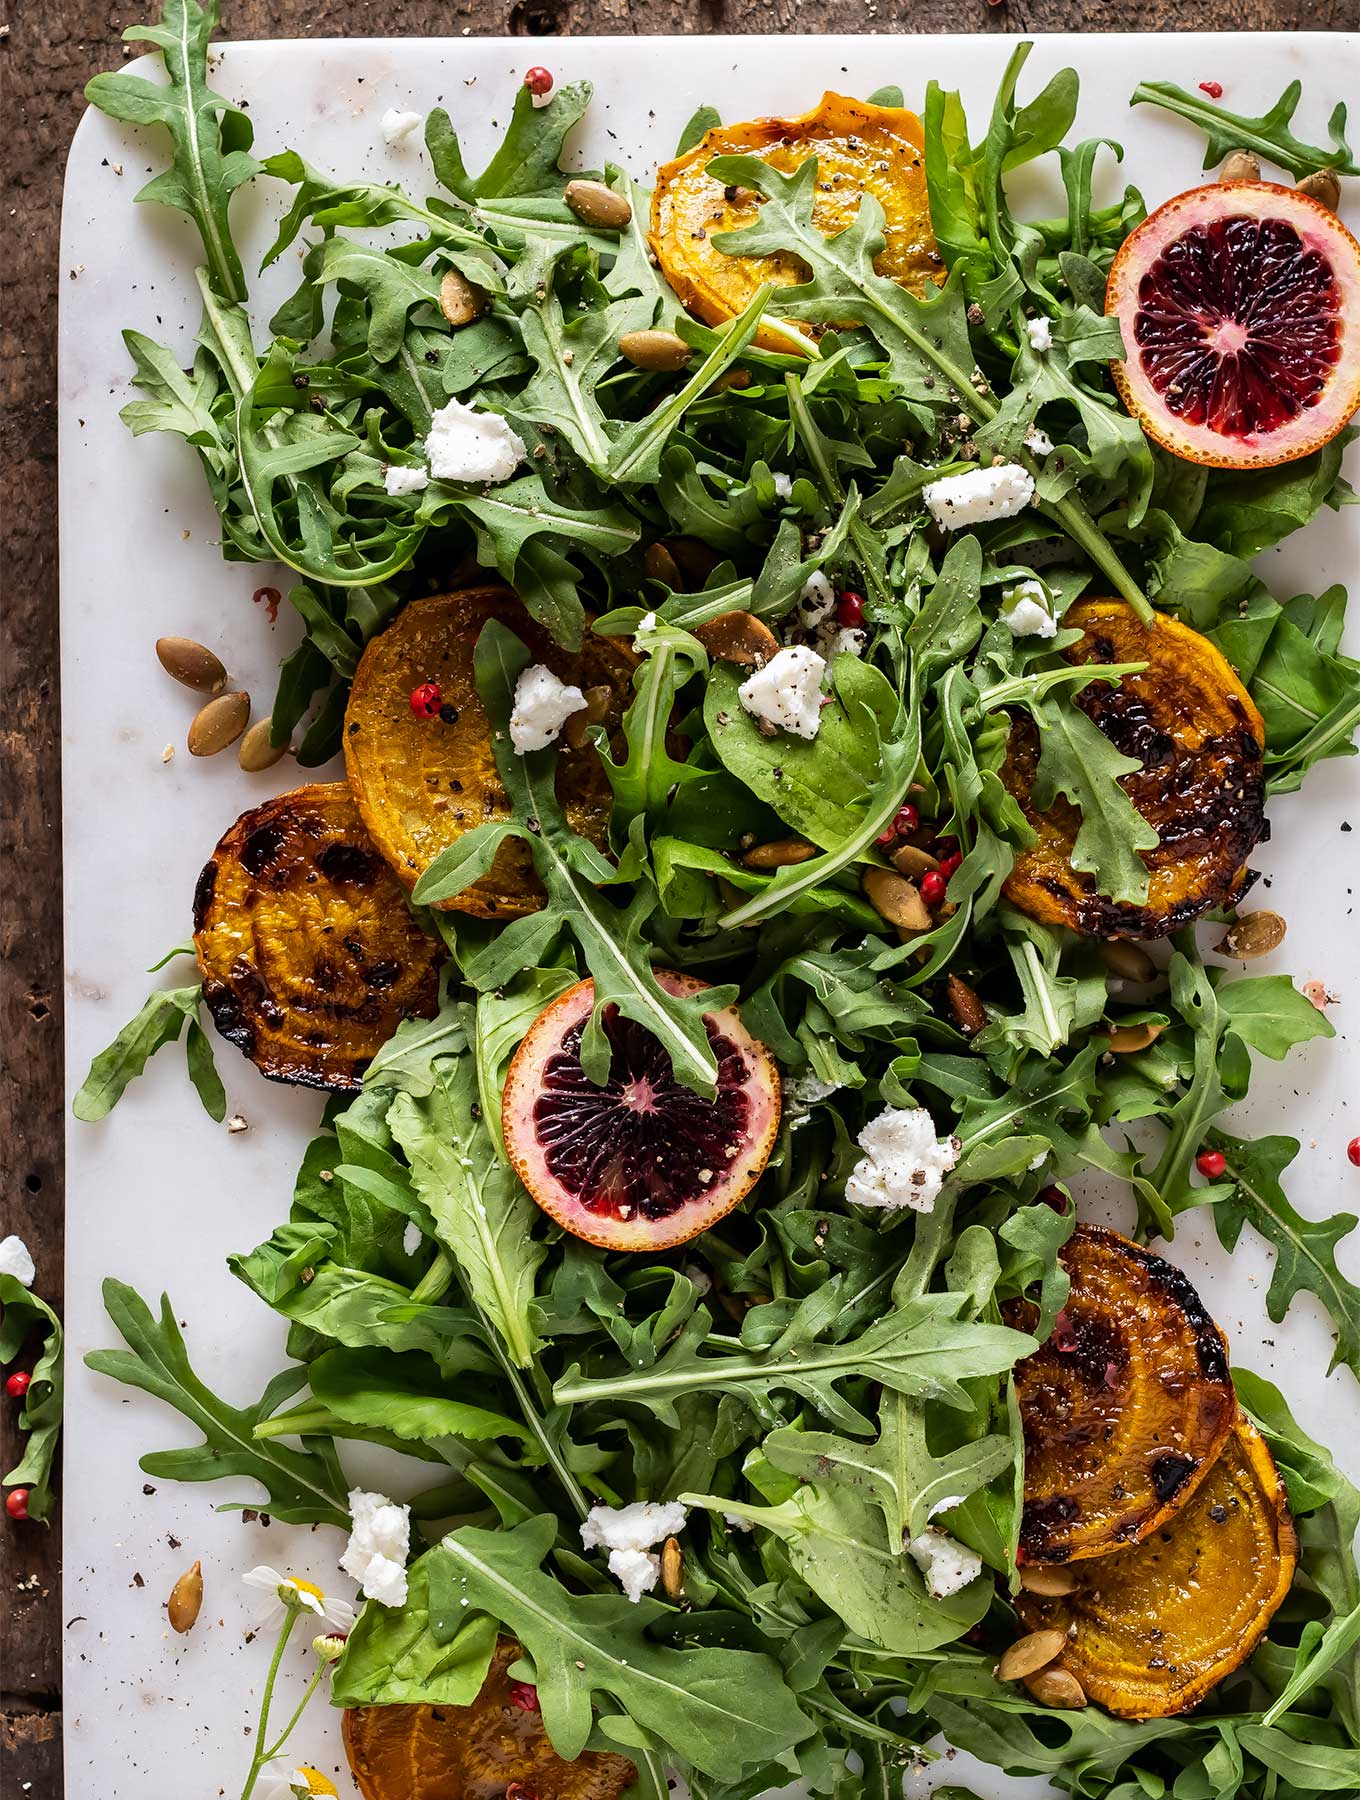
xmin=334 ymin=1556 xmax=499 ymax=1705
xmin=516 ymin=280 xmax=654 ymax=474
xmin=1216 ymin=974 xmax=1336 ymax=1060
xmin=73 ymin=983 xmax=225 ymax=1122
xmin=1210 ymin=1132 xmax=1360 ymax=1382
xmin=1132 ymin=77 xmax=1359 ymax=179
xmin=85 ymin=0 xmax=259 ymax=300
xmin=1030 ymin=690 xmax=1158 ymax=903
xmin=85 ymin=1280 xmax=351 ymax=1525
xmin=428 ymin=1516 xmax=813 ymax=1777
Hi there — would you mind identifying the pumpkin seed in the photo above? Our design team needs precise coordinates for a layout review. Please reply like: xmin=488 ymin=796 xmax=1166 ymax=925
xmin=694 ymin=609 xmax=780 ymax=667
xmin=863 ymin=868 xmax=932 ymax=933
xmin=660 ymin=1535 xmax=685 ymax=1600
xmin=188 ymin=691 xmax=250 ymax=756
xmin=890 ymin=843 xmax=940 ymax=880
xmin=167 ymin=1560 xmax=203 ymax=1633
xmin=1216 ymin=910 xmax=1287 ymax=959
xmin=1220 ymin=149 xmax=1261 ymax=183
xmin=564 ymin=178 xmax=632 ymax=229
xmin=156 ymin=636 xmax=228 ymax=694
xmin=619 ymin=328 xmax=694 ymax=372
xmin=1100 ymin=939 xmax=1157 ymax=983
xmin=668 ymin=535 xmax=721 ymax=585
xmin=563 ymin=685 xmax=613 ymax=751
xmin=438 ymin=267 xmax=485 ymax=327
xmin=1019 ymin=1564 xmax=1079 ymax=1597
xmin=997 ymin=1627 xmax=1068 ymax=1682
xmin=742 ymin=837 xmax=817 ymax=871
xmin=238 ymin=717 xmax=289 ymax=772
xmin=1105 ymin=1019 xmax=1164 ymax=1054
xmin=644 ymin=542 xmax=683 ymax=589
xmin=1296 ymin=167 xmax=1341 ymax=210
xmin=1025 ymin=1666 xmax=1087 ymax=1709
xmin=946 ymin=973 xmax=988 ymax=1037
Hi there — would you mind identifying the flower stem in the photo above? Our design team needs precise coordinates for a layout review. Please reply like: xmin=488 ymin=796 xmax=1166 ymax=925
xmin=238 ymin=1609 xmax=297 ymax=1800
xmin=264 ymin=1660 xmax=330 ymax=1762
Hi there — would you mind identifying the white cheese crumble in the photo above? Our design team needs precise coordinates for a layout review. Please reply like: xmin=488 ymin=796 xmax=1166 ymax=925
xmin=772 ymin=471 xmax=794 ymax=500
xmin=581 ymin=1500 xmax=687 ymax=1603
xmin=844 ymin=1106 xmax=961 ymax=1214
xmin=738 ymin=644 xmax=826 ymax=740
xmin=341 ymin=1489 xmax=411 ymax=1607
xmin=999 ymin=580 xmax=1057 ymax=639
xmin=424 ymin=397 xmax=527 ymax=485
xmin=815 ymin=621 xmax=866 ymax=661
xmin=384 ymin=462 xmax=429 ymax=496
xmin=925 ymin=463 xmax=1034 ymax=530
xmin=723 ymin=1513 xmax=753 ymax=1533
xmin=634 ymin=610 xmax=660 ymax=652
xmin=381 ymin=108 xmax=424 ymax=147
xmin=796 ymin=570 xmax=836 ymax=627
xmin=788 ymin=1074 xmax=841 ymax=1107
xmin=682 ymin=1262 xmax=712 ymax=1296
xmin=0 ymin=1235 xmax=35 ymax=1288
xmin=1026 ymin=315 xmax=1053 ymax=353
xmin=509 ymin=663 xmax=587 ymax=753
xmin=1024 ymin=424 xmax=1054 ymax=456
xmin=908 ymin=1528 xmax=983 ymax=1598
xmin=402 ymin=1220 xmax=423 ymax=1256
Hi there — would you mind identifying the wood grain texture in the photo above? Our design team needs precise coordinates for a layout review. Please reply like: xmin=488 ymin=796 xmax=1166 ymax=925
xmin=0 ymin=0 xmax=1343 ymax=1794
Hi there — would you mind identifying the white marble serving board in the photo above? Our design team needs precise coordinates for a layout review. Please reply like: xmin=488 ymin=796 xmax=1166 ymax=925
xmin=57 ymin=30 xmax=1358 ymax=1800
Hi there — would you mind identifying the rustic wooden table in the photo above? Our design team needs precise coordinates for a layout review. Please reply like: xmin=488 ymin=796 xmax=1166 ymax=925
xmin=0 ymin=0 xmax=1345 ymax=1792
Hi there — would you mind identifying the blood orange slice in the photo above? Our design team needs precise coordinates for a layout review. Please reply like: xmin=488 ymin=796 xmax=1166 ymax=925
xmin=1107 ymin=181 xmax=1360 ymax=469
xmin=503 ymin=972 xmax=780 ymax=1253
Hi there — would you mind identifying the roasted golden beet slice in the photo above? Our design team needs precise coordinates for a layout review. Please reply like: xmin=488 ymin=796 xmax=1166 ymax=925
xmin=1015 ymin=1418 xmax=1297 ymax=1717
xmin=1009 ymin=1224 xmax=1236 ymax=1565
xmin=344 ymin=589 xmax=635 ymax=920
xmin=650 ymin=93 xmax=939 ymax=351
xmin=1001 ymin=600 xmax=1267 ymax=939
xmin=193 ymin=783 xmax=443 ymax=1092
xmin=343 ymin=1638 xmax=636 ymax=1800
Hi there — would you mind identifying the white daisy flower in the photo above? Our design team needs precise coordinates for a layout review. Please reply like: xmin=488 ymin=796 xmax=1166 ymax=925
xmin=260 ymin=1765 xmax=340 ymax=1798
xmin=241 ymin=1566 xmax=356 ymax=1631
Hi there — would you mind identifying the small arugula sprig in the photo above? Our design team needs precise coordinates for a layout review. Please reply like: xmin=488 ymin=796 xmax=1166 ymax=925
xmin=1131 ymin=77 xmax=1359 ymax=180
xmin=1 ymin=1276 xmax=63 ymax=1522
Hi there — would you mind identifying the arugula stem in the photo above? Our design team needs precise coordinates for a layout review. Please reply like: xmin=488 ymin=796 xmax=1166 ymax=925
xmin=410 ymin=1248 xmax=455 ymax=1305
xmin=1042 ymin=491 xmax=1154 ymax=625
xmin=785 ymin=374 xmax=890 ymax=607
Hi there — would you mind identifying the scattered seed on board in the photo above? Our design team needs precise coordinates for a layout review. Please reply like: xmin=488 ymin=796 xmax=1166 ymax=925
xmin=156 ymin=636 xmax=228 ymax=694
xmin=438 ymin=267 xmax=485 ymax=327
xmin=167 ymin=1560 xmax=203 ymax=1633
xmin=1296 ymin=167 xmax=1340 ymax=210
xmin=564 ymin=178 xmax=632 ymax=229
xmin=238 ymin=717 xmax=289 ymax=772
xmin=619 ymin=329 xmax=693 ymax=372
xmin=188 ymin=691 xmax=250 ymax=756
xmin=997 ymin=1627 xmax=1068 ymax=1682
xmin=1216 ymin=910 xmax=1287 ymax=959
xmin=1219 ymin=149 xmax=1261 ymax=183
xmin=1019 ymin=1564 xmax=1079 ymax=1597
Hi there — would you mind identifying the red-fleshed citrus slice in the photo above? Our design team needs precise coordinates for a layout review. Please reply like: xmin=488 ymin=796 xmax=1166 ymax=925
xmin=1107 ymin=181 xmax=1360 ymax=469
xmin=503 ymin=972 xmax=781 ymax=1253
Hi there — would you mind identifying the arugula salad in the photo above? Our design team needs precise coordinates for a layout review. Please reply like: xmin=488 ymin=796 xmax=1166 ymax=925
xmin=59 ymin=3 xmax=1360 ymax=1797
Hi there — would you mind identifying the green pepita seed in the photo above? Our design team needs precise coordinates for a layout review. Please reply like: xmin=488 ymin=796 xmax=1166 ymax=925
xmin=188 ymin=691 xmax=250 ymax=757
xmin=156 ymin=636 xmax=228 ymax=694
xmin=564 ymin=179 xmax=633 ymax=229
xmin=238 ymin=717 xmax=289 ymax=772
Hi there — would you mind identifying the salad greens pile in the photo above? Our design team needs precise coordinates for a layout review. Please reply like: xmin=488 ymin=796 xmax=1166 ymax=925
xmin=71 ymin=3 xmax=1360 ymax=1796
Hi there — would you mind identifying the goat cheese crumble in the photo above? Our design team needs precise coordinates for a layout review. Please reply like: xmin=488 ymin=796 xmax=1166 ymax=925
xmin=0 ymin=1235 xmax=35 ymax=1287
xmin=908 ymin=1527 xmax=983 ymax=1598
xmin=383 ymin=462 xmax=429 ymax=497
xmin=341 ymin=1489 xmax=410 ymax=1607
xmin=401 ymin=1220 xmax=423 ymax=1256
xmin=815 ymin=621 xmax=867 ymax=661
xmin=581 ymin=1499 xmax=688 ymax=1603
xmin=424 ymin=397 xmax=527 ymax=485
xmin=772 ymin=471 xmax=794 ymax=499
xmin=381 ymin=109 xmax=424 ymax=147
xmin=797 ymin=570 xmax=836 ymax=627
xmin=1025 ymin=315 xmax=1054 ymax=353
xmin=845 ymin=1106 xmax=961 ymax=1214
xmin=924 ymin=464 xmax=1034 ymax=530
xmin=509 ymin=664 xmax=587 ymax=753
xmin=738 ymin=644 xmax=826 ymax=740
xmin=1000 ymin=580 xmax=1057 ymax=639
xmin=1024 ymin=424 xmax=1054 ymax=457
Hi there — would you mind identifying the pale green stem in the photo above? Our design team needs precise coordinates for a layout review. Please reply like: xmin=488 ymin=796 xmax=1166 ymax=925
xmin=238 ymin=1609 xmax=298 ymax=1800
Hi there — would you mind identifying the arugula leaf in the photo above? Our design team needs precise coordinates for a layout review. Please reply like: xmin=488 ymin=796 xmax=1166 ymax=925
xmin=302 ymin=1347 xmax=534 ymax=1448
xmin=85 ymin=1280 xmax=350 ymax=1525
xmin=1 ymin=1277 xmax=63 ymax=1522
xmin=73 ymin=983 xmax=225 ymax=1122
xmin=1216 ymin=974 xmax=1336 ymax=1061
xmin=1029 ymin=691 xmax=1158 ymax=903
xmin=429 ymin=1516 xmax=813 ymax=1777
xmin=334 ymin=1557 xmax=498 ymax=1705
xmin=1210 ymin=1132 xmax=1360 ymax=1381
xmin=1132 ymin=77 xmax=1359 ymax=179
xmin=516 ymin=280 xmax=654 ymax=474
xmin=85 ymin=0 xmax=259 ymax=300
